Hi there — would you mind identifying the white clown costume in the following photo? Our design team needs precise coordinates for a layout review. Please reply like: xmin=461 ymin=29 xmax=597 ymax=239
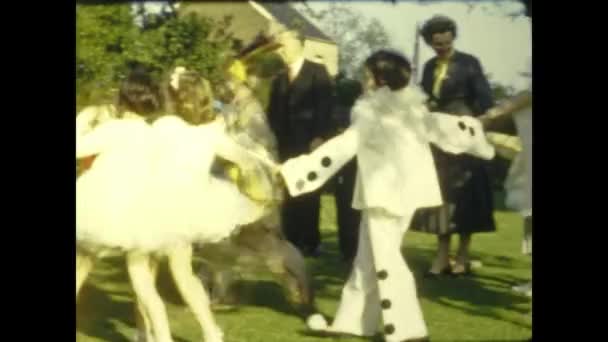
xmin=76 ymin=113 xmax=276 ymax=253
xmin=280 ymin=86 xmax=494 ymax=341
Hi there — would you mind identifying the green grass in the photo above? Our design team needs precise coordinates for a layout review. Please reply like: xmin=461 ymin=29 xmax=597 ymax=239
xmin=76 ymin=194 xmax=532 ymax=342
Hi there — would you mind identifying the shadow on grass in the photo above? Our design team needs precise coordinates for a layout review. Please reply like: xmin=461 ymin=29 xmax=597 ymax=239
xmin=404 ymin=245 xmax=532 ymax=329
xmin=230 ymin=280 xmax=298 ymax=315
xmin=299 ymin=230 xmax=531 ymax=330
xmin=157 ymin=255 xmax=310 ymax=319
xmin=305 ymin=233 xmax=355 ymax=300
xmin=77 ymin=281 xmax=134 ymax=342
xmin=296 ymin=329 xmax=379 ymax=341
xmin=78 ymin=256 xmax=195 ymax=342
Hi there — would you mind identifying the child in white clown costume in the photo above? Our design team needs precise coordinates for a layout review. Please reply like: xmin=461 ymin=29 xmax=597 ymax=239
xmin=279 ymin=50 xmax=495 ymax=342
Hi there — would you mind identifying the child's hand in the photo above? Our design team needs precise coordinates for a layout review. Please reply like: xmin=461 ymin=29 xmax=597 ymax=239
xmin=310 ymin=137 xmax=324 ymax=152
xmin=267 ymin=162 xmax=285 ymax=188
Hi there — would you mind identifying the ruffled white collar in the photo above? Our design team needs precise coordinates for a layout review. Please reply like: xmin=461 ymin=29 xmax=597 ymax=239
xmin=354 ymin=85 xmax=428 ymax=121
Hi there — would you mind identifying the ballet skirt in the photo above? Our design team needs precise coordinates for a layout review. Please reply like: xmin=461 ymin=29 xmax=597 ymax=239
xmin=76 ymin=105 xmax=140 ymax=176
xmin=76 ymin=115 xmax=268 ymax=252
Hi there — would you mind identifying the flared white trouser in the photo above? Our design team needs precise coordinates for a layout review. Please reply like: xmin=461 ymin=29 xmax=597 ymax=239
xmin=330 ymin=208 xmax=428 ymax=341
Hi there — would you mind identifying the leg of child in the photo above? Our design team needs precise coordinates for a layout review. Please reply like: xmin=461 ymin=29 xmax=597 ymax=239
xmin=76 ymin=251 xmax=95 ymax=299
xmin=367 ymin=208 xmax=428 ymax=342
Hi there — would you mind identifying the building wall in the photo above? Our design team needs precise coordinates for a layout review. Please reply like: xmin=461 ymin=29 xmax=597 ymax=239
xmin=178 ymin=2 xmax=338 ymax=77
xmin=178 ymin=2 xmax=269 ymax=45
xmin=303 ymin=39 xmax=338 ymax=77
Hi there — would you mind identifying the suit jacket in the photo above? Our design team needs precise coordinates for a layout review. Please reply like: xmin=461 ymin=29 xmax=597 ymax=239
xmin=280 ymin=86 xmax=495 ymax=218
xmin=421 ymin=51 xmax=494 ymax=116
xmin=267 ymin=59 xmax=334 ymax=161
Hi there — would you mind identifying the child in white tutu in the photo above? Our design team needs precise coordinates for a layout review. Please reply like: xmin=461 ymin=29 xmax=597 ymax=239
xmin=76 ymin=66 xmax=277 ymax=342
xmin=278 ymin=50 xmax=495 ymax=342
xmin=77 ymin=67 xmax=275 ymax=252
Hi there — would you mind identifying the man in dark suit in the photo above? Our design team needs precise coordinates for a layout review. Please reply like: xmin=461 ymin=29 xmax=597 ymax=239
xmin=330 ymin=75 xmax=363 ymax=263
xmin=267 ymin=28 xmax=334 ymax=257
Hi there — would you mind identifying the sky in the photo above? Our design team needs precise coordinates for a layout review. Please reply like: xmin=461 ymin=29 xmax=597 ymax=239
xmin=135 ymin=1 xmax=532 ymax=91
xmin=294 ymin=0 xmax=532 ymax=91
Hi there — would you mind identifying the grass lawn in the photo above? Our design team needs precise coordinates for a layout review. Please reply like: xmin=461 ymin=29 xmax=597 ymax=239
xmin=76 ymin=193 xmax=532 ymax=342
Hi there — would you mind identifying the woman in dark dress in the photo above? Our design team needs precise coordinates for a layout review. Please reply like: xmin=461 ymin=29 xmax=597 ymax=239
xmin=412 ymin=16 xmax=496 ymax=276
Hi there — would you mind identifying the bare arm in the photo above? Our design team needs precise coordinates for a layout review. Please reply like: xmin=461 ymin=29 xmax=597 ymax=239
xmin=76 ymin=121 xmax=116 ymax=158
xmin=214 ymin=132 xmax=278 ymax=172
xmin=280 ymin=127 xmax=358 ymax=197
xmin=424 ymin=109 xmax=495 ymax=160
xmin=479 ymin=90 xmax=532 ymax=130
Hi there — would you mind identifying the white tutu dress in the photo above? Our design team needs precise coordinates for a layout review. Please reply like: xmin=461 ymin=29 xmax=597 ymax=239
xmin=76 ymin=115 xmax=271 ymax=252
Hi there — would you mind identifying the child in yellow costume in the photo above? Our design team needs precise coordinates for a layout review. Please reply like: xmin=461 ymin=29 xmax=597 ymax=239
xmin=195 ymin=33 xmax=315 ymax=313
xmin=217 ymin=34 xmax=284 ymax=205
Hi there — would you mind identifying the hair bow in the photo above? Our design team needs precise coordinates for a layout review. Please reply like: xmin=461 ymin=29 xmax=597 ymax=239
xmin=170 ymin=66 xmax=187 ymax=91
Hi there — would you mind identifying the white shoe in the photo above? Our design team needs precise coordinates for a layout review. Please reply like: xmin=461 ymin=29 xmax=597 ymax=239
xmin=448 ymin=259 xmax=483 ymax=269
xmin=512 ymin=282 xmax=532 ymax=297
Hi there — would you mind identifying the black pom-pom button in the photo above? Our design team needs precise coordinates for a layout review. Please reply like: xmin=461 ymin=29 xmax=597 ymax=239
xmin=307 ymin=172 xmax=318 ymax=181
xmin=321 ymin=157 xmax=332 ymax=167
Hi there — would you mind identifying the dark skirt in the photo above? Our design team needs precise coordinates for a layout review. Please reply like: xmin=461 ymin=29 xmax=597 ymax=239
xmin=410 ymin=145 xmax=496 ymax=236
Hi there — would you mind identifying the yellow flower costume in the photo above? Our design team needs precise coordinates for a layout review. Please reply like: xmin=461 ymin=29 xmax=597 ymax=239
xmin=220 ymin=49 xmax=282 ymax=207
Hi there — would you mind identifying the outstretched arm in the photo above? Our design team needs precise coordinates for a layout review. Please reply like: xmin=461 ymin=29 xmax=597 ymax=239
xmin=479 ymin=90 xmax=532 ymax=130
xmin=280 ymin=127 xmax=358 ymax=197
xmin=214 ymin=132 xmax=278 ymax=172
xmin=424 ymin=110 xmax=495 ymax=160
xmin=76 ymin=121 xmax=115 ymax=159
xmin=76 ymin=107 xmax=98 ymax=139
xmin=76 ymin=105 xmax=116 ymax=139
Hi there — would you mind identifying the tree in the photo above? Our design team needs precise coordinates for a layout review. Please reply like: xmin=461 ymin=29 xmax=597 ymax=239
xmin=76 ymin=3 xmax=235 ymax=111
xmin=484 ymin=72 xmax=517 ymax=103
xmin=76 ymin=3 xmax=137 ymax=109
xmin=320 ymin=0 xmax=531 ymax=19
xmin=296 ymin=3 xmax=392 ymax=77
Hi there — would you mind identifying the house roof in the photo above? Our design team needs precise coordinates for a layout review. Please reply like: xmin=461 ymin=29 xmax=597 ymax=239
xmin=257 ymin=2 xmax=334 ymax=43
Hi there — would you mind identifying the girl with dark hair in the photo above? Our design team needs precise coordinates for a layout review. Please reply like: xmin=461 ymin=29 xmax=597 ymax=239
xmin=77 ymin=67 xmax=164 ymax=135
xmin=116 ymin=67 xmax=164 ymax=118
xmin=278 ymin=50 xmax=495 ymax=342
xmin=76 ymin=67 xmax=165 ymax=174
